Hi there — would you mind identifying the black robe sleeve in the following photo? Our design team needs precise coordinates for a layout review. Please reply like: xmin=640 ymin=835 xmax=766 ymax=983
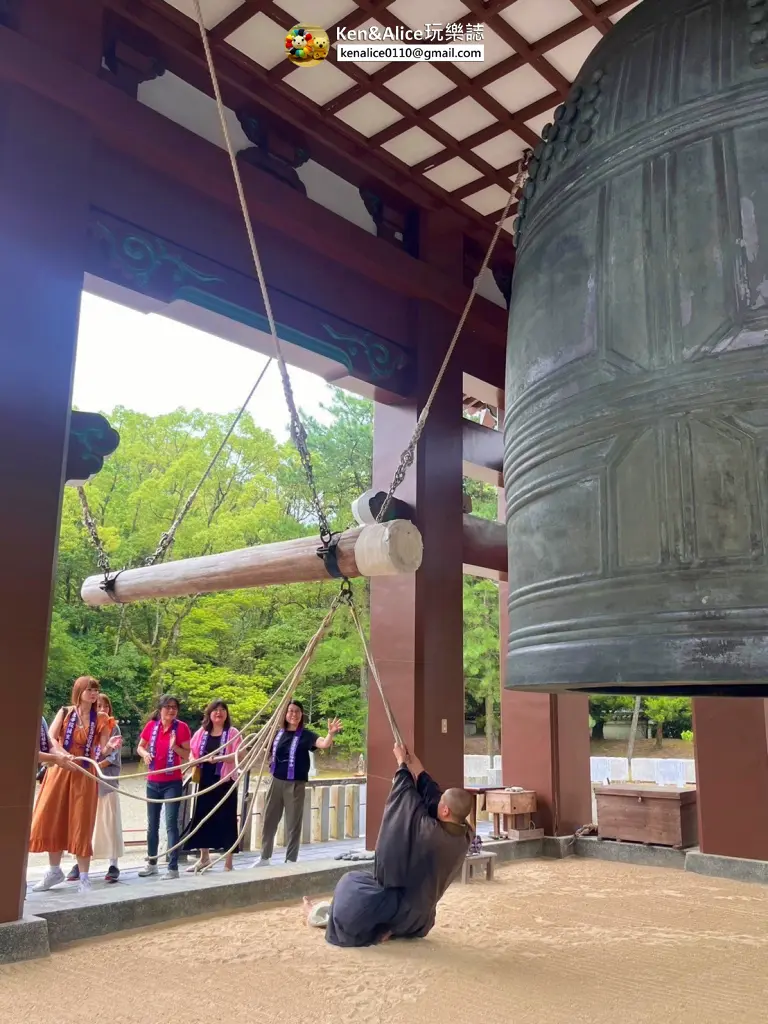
xmin=415 ymin=770 xmax=443 ymax=819
xmin=374 ymin=765 xmax=437 ymax=889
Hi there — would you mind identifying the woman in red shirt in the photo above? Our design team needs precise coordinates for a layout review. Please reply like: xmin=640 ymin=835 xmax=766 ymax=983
xmin=136 ymin=695 xmax=191 ymax=880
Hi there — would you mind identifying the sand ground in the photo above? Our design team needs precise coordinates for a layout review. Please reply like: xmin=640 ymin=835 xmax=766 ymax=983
xmin=5 ymin=858 xmax=768 ymax=1024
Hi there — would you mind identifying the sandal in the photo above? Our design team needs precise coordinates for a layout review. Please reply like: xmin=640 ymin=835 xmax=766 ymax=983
xmin=186 ymin=860 xmax=211 ymax=873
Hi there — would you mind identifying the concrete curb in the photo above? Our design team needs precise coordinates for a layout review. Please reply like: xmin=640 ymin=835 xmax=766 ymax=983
xmin=20 ymin=840 xmax=541 ymax=957
xmin=575 ymin=836 xmax=688 ymax=870
xmin=0 ymin=915 xmax=50 ymax=964
xmin=37 ymin=861 xmax=370 ymax=950
xmin=684 ymin=850 xmax=768 ymax=885
xmin=542 ymin=836 xmax=576 ymax=859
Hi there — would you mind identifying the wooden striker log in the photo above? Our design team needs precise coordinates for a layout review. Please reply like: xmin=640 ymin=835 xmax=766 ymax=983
xmin=80 ymin=520 xmax=423 ymax=607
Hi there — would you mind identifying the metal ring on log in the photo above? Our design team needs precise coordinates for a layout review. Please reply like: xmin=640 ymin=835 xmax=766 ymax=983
xmin=79 ymin=520 xmax=424 ymax=607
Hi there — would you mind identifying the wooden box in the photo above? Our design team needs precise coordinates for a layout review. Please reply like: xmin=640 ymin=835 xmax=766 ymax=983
xmin=595 ymin=785 xmax=698 ymax=849
xmin=485 ymin=790 xmax=537 ymax=816
xmin=484 ymin=790 xmax=540 ymax=840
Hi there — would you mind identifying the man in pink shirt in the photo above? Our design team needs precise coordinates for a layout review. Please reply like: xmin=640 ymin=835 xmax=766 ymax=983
xmin=136 ymin=695 xmax=191 ymax=879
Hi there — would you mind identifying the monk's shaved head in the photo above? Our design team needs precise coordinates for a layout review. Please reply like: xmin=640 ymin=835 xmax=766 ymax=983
xmin=441 ymin=787 xmax=473 ymax=824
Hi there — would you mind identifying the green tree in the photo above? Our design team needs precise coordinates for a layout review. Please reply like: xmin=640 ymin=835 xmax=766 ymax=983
xmin=588 ymin=695 xmax=635 ymax=740
xmin=48 ymin=392 xmax=376 ymax=755
xmin=464 ymin=576 xmax=500 ymax=757
xmin=643 ymin=697 xmax=691 ymax=749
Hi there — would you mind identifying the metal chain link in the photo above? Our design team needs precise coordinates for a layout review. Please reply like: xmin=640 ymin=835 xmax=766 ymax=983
xmin=375 ymin=152 xmax=532 ymax=525
xmin=144 ymin=357 xmax=272 ymax=567
xmin=77 ymin=354 xmax=272 ymax=598
xmin=279 ymin=362 xmax=334 ymax=543
xmin=77 ymin=485 xmax=112 ymax=583
xmin=191 ymin=0 xmax=333 ymax=548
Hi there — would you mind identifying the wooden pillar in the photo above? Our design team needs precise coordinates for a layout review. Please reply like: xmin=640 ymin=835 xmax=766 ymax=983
xmin=693 ymin=698 xmax=768 ymax=860
xmin=499 ymin=492 xmax=592 ymax=835
xmin=0 ymin=0 xmax=98 ymax=923
xmin=366 ymin=211 xmax=466 ymax=843
xmin=366 ymin=284 xmax=465 ymax=843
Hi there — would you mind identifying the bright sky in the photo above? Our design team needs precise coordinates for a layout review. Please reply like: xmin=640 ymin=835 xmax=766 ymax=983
xmin=73 ymin=292 xmax=333 ymax=439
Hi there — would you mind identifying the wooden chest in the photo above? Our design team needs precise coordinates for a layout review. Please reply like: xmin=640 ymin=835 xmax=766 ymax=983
xmin=595 ymin=785 xmax=698 ymax=849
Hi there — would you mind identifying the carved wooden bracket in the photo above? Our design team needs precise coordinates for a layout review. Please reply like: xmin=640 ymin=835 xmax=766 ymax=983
xmin=236 ymin=110 xmax=310 ymax=195
xmin=100 ymin=38 xmax=165 ymax=97
xmin=359 ymin=186 xmax=419 ymax=258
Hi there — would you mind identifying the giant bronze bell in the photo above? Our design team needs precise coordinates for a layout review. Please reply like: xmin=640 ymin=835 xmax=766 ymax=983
xmin=504 ymin=0 xmax=768 ymax=696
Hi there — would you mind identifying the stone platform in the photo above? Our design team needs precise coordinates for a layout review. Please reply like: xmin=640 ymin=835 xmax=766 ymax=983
xmin=10 ymin=831 xmax=768 ymax=965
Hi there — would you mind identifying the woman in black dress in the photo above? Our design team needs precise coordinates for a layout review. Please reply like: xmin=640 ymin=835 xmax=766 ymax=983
xmin=183 ymin=700 xmax=243 ymax=872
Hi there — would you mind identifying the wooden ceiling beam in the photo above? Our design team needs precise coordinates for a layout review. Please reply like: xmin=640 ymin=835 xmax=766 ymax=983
xmin=212 ymin=0 xmax=265 ymax=41
xmin=461 ymin=0 xmax=571 ymax=96
xmin=0 ymin=20 xmax=512 ymax=332
xmin=325 ymin=14 xmax=476 ymax=115
xmin=405 ymin=0 xmax=638 ymax=176
xmin=265 ymin=0 xmax=394 ymax=83
xmin=368 ymin=7 xmax=540 ymax=149
xmin=321 ymin=72 xmax=520 ymax=200
xmin=104 ymin=0 xmax=515 ymax=254
xmin=566 ymin=0 xmax=612 ymax=34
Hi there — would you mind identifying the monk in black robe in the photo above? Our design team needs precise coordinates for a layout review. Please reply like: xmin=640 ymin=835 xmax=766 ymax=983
xmin=305 ymin=744 xmax=472 ymax=947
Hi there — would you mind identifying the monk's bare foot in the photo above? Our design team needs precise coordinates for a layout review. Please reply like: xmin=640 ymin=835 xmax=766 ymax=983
xmin=302 ymin=896 xmax=314 ymax=924
xmin=379 ymin=931 xmax=392 ymax=944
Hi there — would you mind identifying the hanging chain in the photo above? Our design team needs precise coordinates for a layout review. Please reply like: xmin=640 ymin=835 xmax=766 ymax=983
xmin=144 ymin=357 xmax=272 ymax=567
xmin=190 ymin=0 xmax=332 ymax=547
xmin=77 ymin=354 xmax=272 ymax=596
xmin=375 ymin=152 xmax=532 ymax=525
xmin=77 ymin=486 xmax=112 ymax=585
xmin=280 ymin=363 xmax=334 ymax=543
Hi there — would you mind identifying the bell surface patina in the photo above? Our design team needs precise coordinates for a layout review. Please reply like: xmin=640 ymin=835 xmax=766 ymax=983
xmin=505 ymin=0 xmax=768 ymax=696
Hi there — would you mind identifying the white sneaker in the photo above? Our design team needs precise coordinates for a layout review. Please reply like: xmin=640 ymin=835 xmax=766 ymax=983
xmin=32 ymin=867 xmax=65 ymax=892
xmin=138 ymin=864 xmax=158 ymax=877
xmin=161 ymin=869 xmax=179 ymax=880
xmin=255 ymin=858 xmax=271 ymax=867
xmin=77 ymin=875 xmax=92 ymax=894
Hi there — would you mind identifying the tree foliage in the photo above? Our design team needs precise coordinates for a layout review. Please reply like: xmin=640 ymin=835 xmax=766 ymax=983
xmin=47 ymin=393 xmax=513 ymax=762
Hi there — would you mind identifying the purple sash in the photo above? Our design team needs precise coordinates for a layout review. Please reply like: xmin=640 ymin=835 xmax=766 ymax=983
xmin=271 ymin=728 xmax=302 ymax=781
xmin=40 ymin=718 xmax=50 ymax=754
xmin=149 ymin=719 xmax=178 ymax=771
xmin=62 ymin=707 xmax=97 ymax=758
xmin=198 ymin=728 xmax=229 ymax=777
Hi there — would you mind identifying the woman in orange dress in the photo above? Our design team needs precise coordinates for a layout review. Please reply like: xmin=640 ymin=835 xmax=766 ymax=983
xmin=30 ymin=676 xmax=117 ymax=894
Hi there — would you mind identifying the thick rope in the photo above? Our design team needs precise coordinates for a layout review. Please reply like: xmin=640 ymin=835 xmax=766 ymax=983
xmin=56 ymin=598 xmax=344 ymax=858
xmin=347 ymin=599 xmax=403 ymax=748
xmin=68 ymin=3 xmax=528 ymax=834
xmin=376 ymin=154 xmax=531 ymax=524
xmin=145 ymin=356 xmax=272 ymax=567
xmin=78 ymin=354 xmax=272 ymax=593
xmin=184 ymin=4 xmax=527 ymax=755
xmin=190 ymin=0 xmax=332 ymax=543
